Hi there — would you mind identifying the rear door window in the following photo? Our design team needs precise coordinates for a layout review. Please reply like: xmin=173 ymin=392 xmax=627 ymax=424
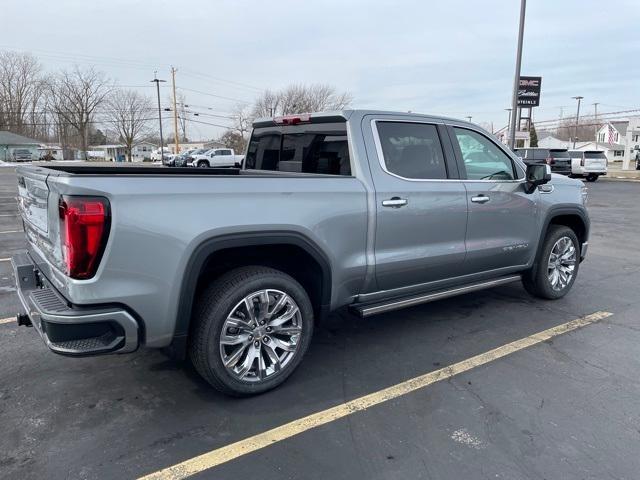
xmin=245 ymin=123 xmax=351 ymax=175
xmin=375 ymin=122 xmax=448 ymax=180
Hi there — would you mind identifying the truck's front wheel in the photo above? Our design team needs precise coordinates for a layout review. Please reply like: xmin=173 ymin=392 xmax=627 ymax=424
xmin=522 ymin=225 xmax=580 ymax=299
xmin=189 ymin=266 xmax=314 ymax=396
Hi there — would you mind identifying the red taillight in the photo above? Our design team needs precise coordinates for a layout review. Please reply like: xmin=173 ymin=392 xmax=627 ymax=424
xmin=274 ymin=114 xmax=311 ymax=125
xmin=545 ymin=156 xmax=555 ymax=165
xmin=58 ymin=196 xmax=110 ymax=279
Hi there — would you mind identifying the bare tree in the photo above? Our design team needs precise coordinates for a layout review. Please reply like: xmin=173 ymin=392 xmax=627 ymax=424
xmin=251 ymin=84 xmax=352 ymax=118
xmin=106 ymin=89 xmax=153 ymax=161
xmin=231 ymin=103 xmax=252 ymax=138
xmin=0 ymin=51 xmax=46 ymax=137
xmin=49 ymin=66 xmax=111 ymax=159
xmin=218 ymin=129 xmax=247 ymax=153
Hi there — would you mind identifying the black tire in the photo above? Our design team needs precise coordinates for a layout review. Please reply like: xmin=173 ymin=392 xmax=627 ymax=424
xmin=585 ymin=174 xmax=598 ymax=182
xmin=189 ymin=266 xmax=314 ymax=396
xmin=522 ymin=225 xmax=580 ymax=300
xmin=197 ymin=160 xmax=208 ymax=168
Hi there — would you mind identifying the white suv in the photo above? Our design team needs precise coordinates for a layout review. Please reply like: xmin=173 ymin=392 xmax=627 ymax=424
xmin=568 ymin=150 xmax=607 ymax=182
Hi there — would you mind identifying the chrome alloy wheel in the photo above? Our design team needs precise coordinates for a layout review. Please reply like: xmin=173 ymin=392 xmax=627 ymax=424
xmin=547 ymin=236 xmax=577 ymax=291
xmin=219 ymin=289 xmax=302 ymax=382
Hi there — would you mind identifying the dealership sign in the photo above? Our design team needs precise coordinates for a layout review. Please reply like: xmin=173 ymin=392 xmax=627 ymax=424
xmin=517 ymin=76 xmax=542 ymax=107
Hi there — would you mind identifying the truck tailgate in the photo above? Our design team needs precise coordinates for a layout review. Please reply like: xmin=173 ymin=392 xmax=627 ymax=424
xmin=17 ymin=168 xmax=49 ymax=233
xmin=16 ymin=167 xmax=61 ymax=274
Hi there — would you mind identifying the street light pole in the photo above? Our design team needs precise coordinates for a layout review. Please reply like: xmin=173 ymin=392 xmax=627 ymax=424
xmin=466 ymin=116 xmax=472 ymax=123
xmin=505 ymin=108 xmax=512 ymax=131
xmin=171 ymin=67 xmax=180 ymax=155
xmin=572 ymin=96 xmax=583 ymax=149
xmin=509 ymin=0 xmax=527 ymax=149
xmin=151 ymin=73 xmax=166 ymax=161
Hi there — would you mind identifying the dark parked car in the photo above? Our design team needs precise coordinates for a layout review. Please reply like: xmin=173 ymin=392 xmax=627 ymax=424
xmin=172 ymin=153 xmax=193 ymax=167
xmin=514 ymin=147 xmax=572 ymax=175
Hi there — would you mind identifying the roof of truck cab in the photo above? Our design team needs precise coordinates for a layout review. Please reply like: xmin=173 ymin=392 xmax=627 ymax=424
xmin=252 ymin=110 xmax=475 ymax=128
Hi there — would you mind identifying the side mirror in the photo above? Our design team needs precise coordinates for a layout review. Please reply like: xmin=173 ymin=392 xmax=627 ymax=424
xmin=525 ymin=163 xmax=552 ymax=194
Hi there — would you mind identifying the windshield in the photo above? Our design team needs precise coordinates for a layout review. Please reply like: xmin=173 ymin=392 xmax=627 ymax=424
xmin=549 ymin=150 xmax=570 ymax=159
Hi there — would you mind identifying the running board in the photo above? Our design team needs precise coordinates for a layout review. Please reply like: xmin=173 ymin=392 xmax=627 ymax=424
xmin=351 ymin=275 xmax=522 ymax=318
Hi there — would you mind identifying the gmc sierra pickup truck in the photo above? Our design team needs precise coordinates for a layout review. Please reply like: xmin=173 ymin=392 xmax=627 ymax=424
xmin=11 ymin=110 xmax=590 ymax=396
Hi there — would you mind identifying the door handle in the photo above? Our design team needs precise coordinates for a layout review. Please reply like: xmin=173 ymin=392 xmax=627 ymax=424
xmin=382 ymin=197 xmax=408 ymax=208
xmin=471 ymin=195 xmax=490 ymax=204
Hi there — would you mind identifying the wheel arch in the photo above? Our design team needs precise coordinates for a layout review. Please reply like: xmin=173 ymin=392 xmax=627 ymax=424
xmin=167 ymin=232 xmax=332 ymax=359
xmin=530 ymin=206 xmax=590 ymax=277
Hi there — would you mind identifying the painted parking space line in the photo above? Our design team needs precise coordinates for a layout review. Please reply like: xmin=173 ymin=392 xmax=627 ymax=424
xmin=0 ymin=258 xmax=11 ymax=262
xmin=0 ymin=230 xmax=23 ymax=234
xmin=0 ymin=214 xmax=19 ymax=217
xmin=138 ymin=310 xmax=613 ymax=480
xmin=0 ymin=317 xmax=15 ymax=325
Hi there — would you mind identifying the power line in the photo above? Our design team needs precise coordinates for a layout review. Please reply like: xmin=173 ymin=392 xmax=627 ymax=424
xmin=177 ymin=86 xmax=252 ymax=104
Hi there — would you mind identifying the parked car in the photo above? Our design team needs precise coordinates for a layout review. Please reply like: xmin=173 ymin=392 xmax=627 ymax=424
xmin=151 ymin=147 xmax=172 ymax=163
xmin=12 ymin=149 xmax=33 ymax=162
xmin=514 ymin=147 xmax=572 ymax=175
xmin=189 ymin=148 xmax=244 ymax=168
xmin=171 ymin=152 xmax=193 ymax=167
xmin=568 ymin=150 xmax=607 ymax=182
xmin=11 ymin=110 xmax=589 ymax=396
xmin=633 ymin=146 xmax=640 ymax=170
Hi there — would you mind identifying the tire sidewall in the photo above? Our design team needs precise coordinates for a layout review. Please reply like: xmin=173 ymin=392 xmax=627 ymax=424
xmin=536 ymin=226 xmax=580 ymax=299
xmin=200 ymin=271 xmax=314 ymax=395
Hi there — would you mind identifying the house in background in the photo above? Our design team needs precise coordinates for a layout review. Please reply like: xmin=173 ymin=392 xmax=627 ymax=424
xmin=91 ymin=142 xmax=157 ymax=162
xmin=595 ymin=119 xmax=640 ymax=168
xmin=537 ymin=132 xmax=570 ymax=149
xmin=493 ymin=125 xmax=531 ymax=148
xmin=0 ymin=131 xmax=40 ymax=161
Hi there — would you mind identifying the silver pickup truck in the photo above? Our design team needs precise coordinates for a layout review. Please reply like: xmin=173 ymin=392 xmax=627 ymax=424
xmin=11 ymin=110 xmax=590 ymax=396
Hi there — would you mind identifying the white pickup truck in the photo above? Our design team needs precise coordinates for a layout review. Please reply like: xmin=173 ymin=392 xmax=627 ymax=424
xmin=189 ymin=148 xmax=244 ymax=168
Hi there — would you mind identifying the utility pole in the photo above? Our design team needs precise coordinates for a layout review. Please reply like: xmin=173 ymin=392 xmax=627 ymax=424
xmin=171 ymin=67 xmax=180 ymax=154
xmin=572 ymin=96 xmax=583 ymax=149
xmin=505 ymin=108 xmax=512 ymax=131
xmin=466 ymin=116 xmax=472 ymax=123
xmin=509 ymin=0 xmax=527 ymax=149
xmin=593 ymin=102 xmax=599 ymax=150
xmin=151 ymin=73 xmax=166 ymax=161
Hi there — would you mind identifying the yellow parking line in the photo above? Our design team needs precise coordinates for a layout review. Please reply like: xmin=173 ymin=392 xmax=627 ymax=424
xmin=0 ymin=317 xmax=15 ymax=325
xmin=138 ymin=310 xmax=613 ymax=480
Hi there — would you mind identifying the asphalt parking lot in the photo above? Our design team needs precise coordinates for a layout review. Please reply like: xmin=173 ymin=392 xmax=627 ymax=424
xmin=1 ymin=167 xmax=639 ymax=480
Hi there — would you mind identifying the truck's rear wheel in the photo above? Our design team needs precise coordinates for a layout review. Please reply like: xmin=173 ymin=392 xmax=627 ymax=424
xmin=523 ymin=225 xmax=580 ymax=299
xmin=585 ymin=173 xmax=598 ymax=182
xmin=189 ymin=266 xmax=314 ymax=396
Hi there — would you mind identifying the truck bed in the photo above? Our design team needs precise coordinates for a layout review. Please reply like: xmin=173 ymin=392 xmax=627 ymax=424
xmin=33 ymin=163 xmax=242 ymax=176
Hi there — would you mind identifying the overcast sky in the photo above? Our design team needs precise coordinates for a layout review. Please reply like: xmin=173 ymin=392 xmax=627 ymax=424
xmin=3 ymin=0 xmax=639 ymax=139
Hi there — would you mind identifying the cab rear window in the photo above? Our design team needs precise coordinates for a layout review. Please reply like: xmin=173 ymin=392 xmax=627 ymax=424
xmin=245 ymin=123 xmax=351 ymax=175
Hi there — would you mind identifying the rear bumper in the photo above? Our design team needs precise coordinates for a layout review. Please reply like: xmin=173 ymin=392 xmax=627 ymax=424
xmin=11 ymin=252 xmax=139 ymax=356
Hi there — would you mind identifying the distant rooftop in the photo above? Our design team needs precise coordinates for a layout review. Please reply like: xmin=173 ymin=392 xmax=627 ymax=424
xmin=0 ymin=131 xmax=41 ymax=145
